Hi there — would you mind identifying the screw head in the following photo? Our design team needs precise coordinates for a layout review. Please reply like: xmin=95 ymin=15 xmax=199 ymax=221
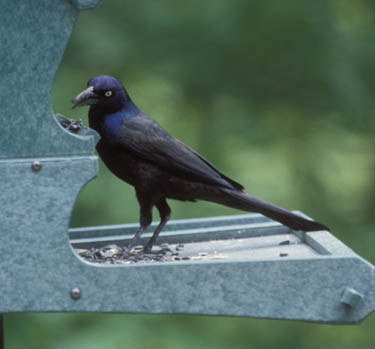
xmin=70 ymin=287 xmax=81 ymax=300
xmin=31 ymin=161 xmax=42 ymax=172
xmin=341 ymin=287 xmax=363 ymax=307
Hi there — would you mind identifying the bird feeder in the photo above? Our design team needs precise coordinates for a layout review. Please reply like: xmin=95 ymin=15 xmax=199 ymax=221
xmin=0 ymin=0 xmax=374 ymax=347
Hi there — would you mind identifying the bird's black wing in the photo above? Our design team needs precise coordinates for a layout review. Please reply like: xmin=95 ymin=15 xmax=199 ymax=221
xmin=117 ymin=114 xmax=244 ymax=190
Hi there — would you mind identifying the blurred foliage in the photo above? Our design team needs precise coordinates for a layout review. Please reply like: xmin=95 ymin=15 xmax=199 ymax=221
xmin=6 ymin=0 xmax=375 ymax=348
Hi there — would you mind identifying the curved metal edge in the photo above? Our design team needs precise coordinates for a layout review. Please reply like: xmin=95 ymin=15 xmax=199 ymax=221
xmin=0 ymin=156 xmax=98 ymax=313
xmin=53 ymin=114 xmax=100 ymax=155
xmin=0 ymin=0 xmax=99 ymax=159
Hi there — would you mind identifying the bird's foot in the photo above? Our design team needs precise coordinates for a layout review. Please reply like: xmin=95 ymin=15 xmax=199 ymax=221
xmin=121 ymin=246 xmax=131 ymax=257
xmin=143 ymin=243 xmax=172 ymax=255
xmin=121 ymin=245 xmax=139 ymax=257
xmin=122 ymin=244 xmax=148 ymax=258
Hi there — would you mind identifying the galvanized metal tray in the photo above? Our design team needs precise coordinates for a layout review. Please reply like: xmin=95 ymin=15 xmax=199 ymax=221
xmin=67 ymin=213 xmax=375 ymax=324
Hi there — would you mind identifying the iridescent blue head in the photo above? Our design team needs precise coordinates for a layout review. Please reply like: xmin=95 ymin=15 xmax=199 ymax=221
xmin=72 ymin=75 xmax=131 ymax=113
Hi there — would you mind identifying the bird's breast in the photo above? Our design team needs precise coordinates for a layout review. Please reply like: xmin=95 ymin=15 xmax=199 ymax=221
xmin=102 ymin=112 xmax=125 ymax=136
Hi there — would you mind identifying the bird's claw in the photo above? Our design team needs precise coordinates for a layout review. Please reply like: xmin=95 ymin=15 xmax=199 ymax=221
xmin=122 ymin=245 xmax=133 ymax=257
xmin=122 ymin=244 xmax=148 ymax=257
xmin=143 ymin=246 xmax=172 ymax=255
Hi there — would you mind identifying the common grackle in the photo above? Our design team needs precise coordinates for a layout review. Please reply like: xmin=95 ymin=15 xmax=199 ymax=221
xmin=72 ymin=75 xmax=328 ymax=252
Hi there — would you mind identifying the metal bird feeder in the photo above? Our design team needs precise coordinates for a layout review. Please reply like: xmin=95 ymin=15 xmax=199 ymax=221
xmin=0 ymin=0 xmax=374 ymax=347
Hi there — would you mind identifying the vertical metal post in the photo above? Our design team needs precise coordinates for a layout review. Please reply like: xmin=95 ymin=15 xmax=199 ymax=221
xmin=0 ymin=314 xmax=4 ymax=349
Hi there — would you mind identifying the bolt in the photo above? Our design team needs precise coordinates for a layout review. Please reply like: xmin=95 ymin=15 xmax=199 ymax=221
xmin=70 ymin=287 xmax=81 ymax=300
xmin=31 ymin=161 xmax=42 ymax=172
xmin=341 ymin=287 xmax=363 ymax=307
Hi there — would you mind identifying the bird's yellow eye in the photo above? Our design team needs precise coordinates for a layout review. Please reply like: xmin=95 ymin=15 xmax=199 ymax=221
xmin=105 ymin=90 xmax=112 ymax=97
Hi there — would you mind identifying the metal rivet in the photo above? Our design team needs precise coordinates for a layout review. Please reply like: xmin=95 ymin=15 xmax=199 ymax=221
xmin=31 ymin=160 xmax=42 ymax=172
xmin=70 ymin=287 xmax=81 ymax=300
xmin=341 ymin=287 xmax=363 ymax=307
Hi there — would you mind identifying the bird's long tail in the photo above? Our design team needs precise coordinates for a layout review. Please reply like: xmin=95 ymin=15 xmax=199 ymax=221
xmin=202 ymin=188 xmax=329 ymax=232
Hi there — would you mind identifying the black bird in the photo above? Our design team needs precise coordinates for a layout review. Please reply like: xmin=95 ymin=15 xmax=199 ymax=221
xmin=72 ymin=75 xmax=328 ymax=252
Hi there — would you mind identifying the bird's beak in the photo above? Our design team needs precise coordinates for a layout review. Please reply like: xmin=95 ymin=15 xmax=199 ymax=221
xmin=72 ymin=86 xmax=99 ymax=109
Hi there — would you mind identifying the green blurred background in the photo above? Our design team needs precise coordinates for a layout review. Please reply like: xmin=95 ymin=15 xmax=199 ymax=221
xmin=6 ymin=0 xmax=374 ymax=347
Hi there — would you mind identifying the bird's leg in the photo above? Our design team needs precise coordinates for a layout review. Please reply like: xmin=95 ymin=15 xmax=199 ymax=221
xmin=144 ymin=199 xmax=171 ymax=253
xmin=125 ymin=226 xmax=148 ymax=253
xmin=123 ymin=197 xmax=152 ymax=255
